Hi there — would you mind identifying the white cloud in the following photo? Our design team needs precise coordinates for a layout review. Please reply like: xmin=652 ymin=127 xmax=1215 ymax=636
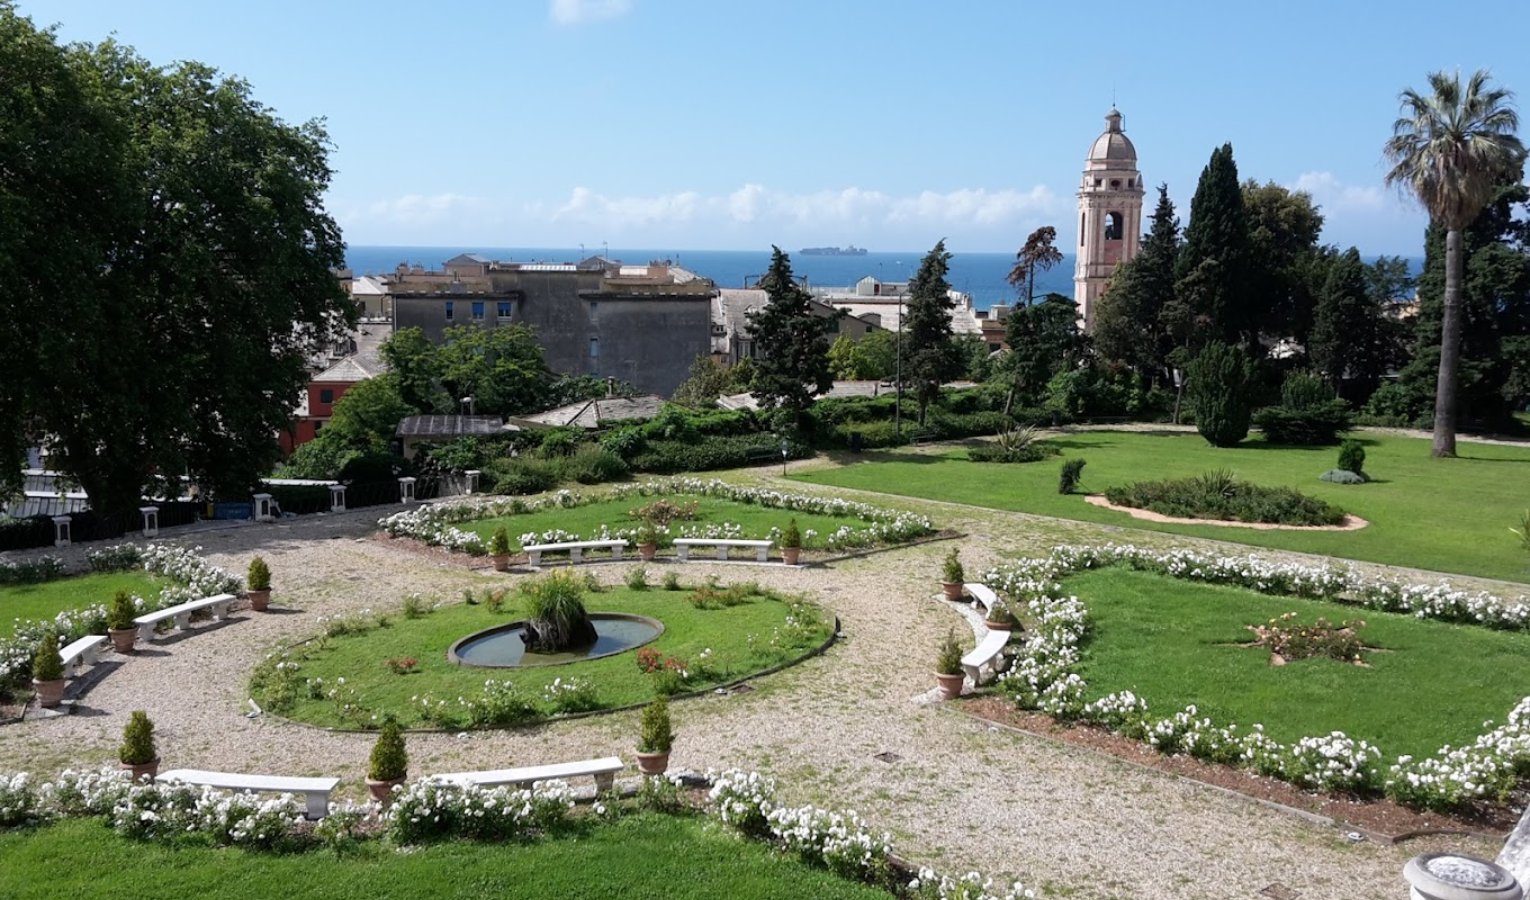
xmin=1290 ymin=171 xmax=1385 ymax=213
xmin=359 ymin=192 xmax=492 ymax=225
xmin=549 ymin=0 xmax=632 ymax=26
xmin=552 ymin=185 xmax=702 ymax=226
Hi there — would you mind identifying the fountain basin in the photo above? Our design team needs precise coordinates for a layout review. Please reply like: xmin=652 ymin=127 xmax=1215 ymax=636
xmin=448 ymin=613 xmax=664 ymax=668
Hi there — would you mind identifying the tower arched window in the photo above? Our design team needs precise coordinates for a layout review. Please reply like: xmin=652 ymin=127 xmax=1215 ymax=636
xmin=1104 ymin=212 xmax=1123 ymax=241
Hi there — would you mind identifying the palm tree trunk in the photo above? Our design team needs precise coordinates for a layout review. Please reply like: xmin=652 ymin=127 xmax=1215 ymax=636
xmin=1432 ymin=228 xmax=1463 ymax=458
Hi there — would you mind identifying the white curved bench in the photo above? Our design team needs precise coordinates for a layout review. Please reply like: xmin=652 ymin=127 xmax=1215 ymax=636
xmin=673 ymin=538 xmax=773 ymax=562
xmin=524 ymin=540 xmax=627 ymax=566
xmin=134 ymin=593 xmax=235 ymax=642
xmin=158 ymin=768 xmax=339 ymax=819
xmin=965 ymin=583 xmax=999 ymax=615
xmin=59 ymin=635 xmax=106 ymax=677
xmin=433 ymin=755 xmax=623 ymax=793
xmin=961 ymin=629 xmax=1009 ymax=686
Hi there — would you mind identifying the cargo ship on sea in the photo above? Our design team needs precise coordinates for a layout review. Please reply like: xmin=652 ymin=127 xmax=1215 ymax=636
xmin=800 ymin=245 xmax=867 ymax=256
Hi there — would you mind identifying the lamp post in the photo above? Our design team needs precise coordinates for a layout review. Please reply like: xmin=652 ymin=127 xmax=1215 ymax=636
xmin=780 ymin=439 xmax=789 ymax=477
xmin=894 ymin=293 xmax=903 ymax=438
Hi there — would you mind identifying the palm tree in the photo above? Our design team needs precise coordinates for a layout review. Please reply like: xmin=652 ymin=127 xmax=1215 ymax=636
xmin=1384 ymin=69 xmax=1525 ymax=457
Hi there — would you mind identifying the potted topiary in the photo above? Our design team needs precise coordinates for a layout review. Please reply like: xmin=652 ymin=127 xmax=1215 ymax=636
xmin=984 ymin=598 xmax=1018 ymax=633
xmin=31 ymin=633 xmax=66 ymax=709
xmin=780 ymin=519 xmax=802 ymax=566
xmin=934 ymin=630 xmax=965 ymax=701
xmin=489 ymin=527 xmax=512 ymax=572
xmin=941 ymin=548 xmax=965 ymax=601
xmin=635 ymin=697 xmax=674 ymax=776
xmin=120 ymin=710 xmax=159 ymax=781
xmin=636 ymin=520 xmax=659 ymax=562
xmin=107 ymin=590 xmax=139 ymax=654
xmin=366 ymin=717 xmax=408 ymax=804
xmin=246 ymin=556 xmax=272 ymax=612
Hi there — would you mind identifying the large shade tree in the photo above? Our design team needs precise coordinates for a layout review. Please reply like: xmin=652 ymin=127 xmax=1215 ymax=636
xmin=1007 ymin=226 xmax=1064 ymax=307
xmin=1384 ymin=69 xmax=1525 ymax=457
xmin=745 ymin=247 xmax=837 ymax=425
xmin=1 ymin=11 xmax=355 ymax=524
xmin=903 ymin=240 xmax=960 ymax=425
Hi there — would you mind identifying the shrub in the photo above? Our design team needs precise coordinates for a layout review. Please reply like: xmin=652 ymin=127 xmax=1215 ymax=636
xmin=106 ymin=591 xmax=137 ymax=632
xmin=1338 ymin=439 xmax=1366 ymax=475
xmin=1513 ymin=511 xmax=1530 ymax=554
xmin=368 ymin=717 xmax=408 ymax=781
xmin=401 ymin=593 xmax=432 ymax=619
xmin=32 ymin=633 xmax=63 ymax=682
xmin=488 ymin=526 xmax=511 ymax=556
xmin=1058 ymin=458 xmax=1086 ymax=495
xmin=935 ymin=630 xmax=963 ymax=676
xmin=1253 ymin=401 xmax=1354 ymax=445
xmin=460 ymin=680 xmax=540 ymax=727
xmin=1247 ymin=612 xmax=1366 ymax=663
xmin=967 ymin=443 xmax=1057 ymax=464
xmin=1320 ymin=469 xmax=1367 ymax=485
xmin=941 ymin=548 xmax=964 ymax=584
xmin=247 ymin=557 xmax=271 ymax=592
xmin=625 ymin=566 xmax=650 ymax=590
xmin=518 ymin=570 xmax=592 ymax=650
xmin=1187 ymin=341 xmax=1256 ymax=447
xmin=638 ymin=697 xmax=674 ymax=753
xmin=635 ymin=520 xmax=659 ymax=547
xmin=628 ymin=434 xmax=808 ymax=475
xmin=562 ymin=444 xmax=629 ymax=485
xmin=120 ymin=710 xmax=157 ymax=765
xmin=1105 ymin=470 xmax=1347 ymax=526
xmin=493 ymin=458 xmax=561 ymax=495
xmin=662 ymin=571 xmax=682 ymax=591
xmin=781 ymin=519 xmax=802 ymax=549
xmin=630 ymin=499 xmax=699 ymax=526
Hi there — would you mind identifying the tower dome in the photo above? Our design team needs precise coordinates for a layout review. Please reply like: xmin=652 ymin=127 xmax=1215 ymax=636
xmin=1087 ymin=108 xmax=1137 ymax=164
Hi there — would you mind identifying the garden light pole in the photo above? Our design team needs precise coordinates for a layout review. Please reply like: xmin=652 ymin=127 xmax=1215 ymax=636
xmin=894 ymin=293 xmax=903 ymax=438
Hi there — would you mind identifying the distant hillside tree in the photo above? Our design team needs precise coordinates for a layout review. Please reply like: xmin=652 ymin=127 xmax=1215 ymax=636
xmin=1007 ymin=226 xmax=1064 ymax=307
xmin=745 ymin=247 xmax=837 ymax=426
xmin=0 ymin=17 xmax=354 ymax=523
xmin=903 ymin=240 xmax=960 ymax=425
xmin=1174 ymin=144 xmax=1253 ymax=349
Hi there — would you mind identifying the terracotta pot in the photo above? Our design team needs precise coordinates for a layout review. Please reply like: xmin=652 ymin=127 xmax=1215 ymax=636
xmin=782 ymin=547 xmax=801 ymax=566
xmin=32 ymin=678 xmax=65 ymax=709
xmin=122 ymin=759 xmax=159 ymax=782
xmin=984 ymin=619 xmax=1013 ymax=632
xmin=492 ymin=553 xmax=511 ymax=572
xmin=635 ymin=750 xmax=670 ymax=776
xmin=941 ymin=581 xmax=964 ymax=602
xmin=246 ymin=588 xmax=271 ymax=612
xmin=108 ymin=627 xmax=138 ymax=654
xmin=935 ymin=672 xmax=965 ymax=701
xmin=366 ymin=776 xmax=405 ymax=804
xmin=638 ymin=543 xmax=657 ymax=562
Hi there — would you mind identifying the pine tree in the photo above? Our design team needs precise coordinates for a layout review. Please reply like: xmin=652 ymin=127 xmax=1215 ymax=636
xmin=745 ymin=247 xmax=837 ymax=426
xmin=903 ymin=240 xmax=960 ymax=425
xmin=1093 ymin=185 xmax=1179 ymax=382
xmin=1187 ymin=341 xmax=1256 ymax=447
xmin=1175 ymin=144 xmax=1253 ymax=349
xmin=1310 ymin=247 xmax=1389 ymax=402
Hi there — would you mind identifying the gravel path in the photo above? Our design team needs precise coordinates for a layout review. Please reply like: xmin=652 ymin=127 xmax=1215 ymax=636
xmin=0 ymin=481 xmax=1515 ymax=899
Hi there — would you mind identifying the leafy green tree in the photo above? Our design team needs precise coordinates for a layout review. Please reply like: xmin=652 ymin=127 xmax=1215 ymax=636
xmin=279 ymin=375 xmax=413 ymax=479
xmin=1175 ymin=144 xmax=1253 ymax=348
xmin=2 ymin=17 xmax=355 ymax=520
xmin=1242 ymin=180 xmax=1326 ymax=342
xmin=903 ymin=240 xmax=960 ymax=425
xmin=671 ymin=355 xmax=738 ymax=408
xmin=827 ymin=331 xmax=899 ymax=381
xmin=1001 ymin=294 xmax=1086 ymax=412
xmin=380 ymin=326 xmax=450 ymax=413
xmin=435 ymin=324 xmax=549 ymax=417
xmin=1092 ymin=185 xmax=1180 ymax=382
xmin=1187 ymin=341 xmax=1256 ymax=447
xmin=1007 ymin=226 xmax=1064 ymax=307
xmin=1385 ymin=69 xmax=1526 ymax=456
xmin=1310 ymin=247 xmax=1392 ymax=402
xmin=745 ymin=247 xmax=837 ymax=423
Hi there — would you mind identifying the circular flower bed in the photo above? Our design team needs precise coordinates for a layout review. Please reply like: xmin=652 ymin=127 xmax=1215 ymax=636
xmin=1102 ymin=470 xmax=1347 ymax=526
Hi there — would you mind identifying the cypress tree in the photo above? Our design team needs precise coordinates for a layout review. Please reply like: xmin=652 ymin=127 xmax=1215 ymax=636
xmin=745 ymin=247 xmax=837 ymax=426
xmin=1187 ymin=341 xmax=1255 ymax=447
xmin=904 ymin=240 xmax=959 ymax=425
xmin=1175 ymin=144 xmax=1253 ymax=349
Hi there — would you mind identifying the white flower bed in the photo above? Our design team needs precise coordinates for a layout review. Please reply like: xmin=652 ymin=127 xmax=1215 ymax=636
xmin=986 ymin=544 xmax=1530 ymax=811
xmin=0 ymin=544 xmax=239 ymax=689
xmin=378 ymin=478 xmax=935 ymax=555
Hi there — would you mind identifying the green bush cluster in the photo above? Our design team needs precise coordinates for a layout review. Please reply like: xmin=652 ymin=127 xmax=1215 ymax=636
xmin=1105 ymin=469 xmax=1347 ymax=526
xmin=1253 ymin=373 xmax=1354 ymax=446
xmin=967 ymin=444 xmax=1056 ymax=464
xmin=119 ymin=711 xmax=157 ymax=765
xmin=1058 ymin=458 xmax=1087 ymax=494
xmin=628 ymin=434 xmax=806 ymax=474
xmin=1338 ymin=439 xmax=1366 ymax=475
xmin=1187 ymin=342 xmax=1257 ymax=447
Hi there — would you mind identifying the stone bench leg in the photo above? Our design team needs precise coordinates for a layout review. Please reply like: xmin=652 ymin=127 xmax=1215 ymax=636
xmin=715 ymin=546 xmax=729 ymax=561
xmin=961 ymin=663 xmax=980 ymax=686
xmin=304 ymin=791 xmax=329 ymax=820
xmin=755 ymin=546 xmax=768 ymax=562
xmin=594 ymin=771 xmax=615 ymax=793
xmin=528 ymin=550 xmax=541 ymax=567
xmin=173 ymin=611 xmax=192 ymax=631
xmin=212 ymin=602 xmax=231 ymax=622
xmin=570 ymin=548 xmax=583 ymax=564
xmin=611 ymin=546 xmax=623 ymax=561
xmin=136 ymin=623 xmax=156 ymax=642
xmin=677 ymin=545 xmax=690 ymax=562
xmin=83 ymin=644 xmax=101 ymax=667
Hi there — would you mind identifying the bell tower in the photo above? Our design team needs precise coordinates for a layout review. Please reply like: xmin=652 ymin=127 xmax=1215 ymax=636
xmin=1073 ymin=108 xmax=1144 ymax=330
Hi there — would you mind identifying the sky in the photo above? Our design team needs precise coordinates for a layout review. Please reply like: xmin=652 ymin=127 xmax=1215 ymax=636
xmin=18 ymin=0 xmax=1530 ymax=256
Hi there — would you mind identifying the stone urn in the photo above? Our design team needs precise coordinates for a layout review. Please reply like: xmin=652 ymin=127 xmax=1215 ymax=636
xmin=108 ymin=627 xmax=138 ymax=655
xmin=935 ymin=672 xmax=965 ymax=701
xmin=941 ymin=582 xmax=964 ymax=602
xmin=638 ymin=543 xmax=658 ymax=562
xmin=635 ymin=751 xmax=670 ymax=777
xmin=782 ymin=547 xmax=801 ymax=566
xmin=246 ymin=589 xmax=271 ymax=613
xmin=491 ymin=553 xmax=511 ymax=572
xmin=1403 ymin=853 xmax=1522 ymax=900
xmin=32 ymin=677 xmax=66 ymax=709
xmin=366 ymin=776 xmax=405 ymax=805
xmin=122 ymin=760 xmax=159 ymax=782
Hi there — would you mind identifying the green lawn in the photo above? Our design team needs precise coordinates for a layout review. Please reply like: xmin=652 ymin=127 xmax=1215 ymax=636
xmin=274 ymin=581 xmax=832 ymax=729
xmin=794 ymin=430 xmax=1530 ymax=583
xmin=463 ymin=496 xmax=861 ymax=551
xmin=1067 ymin=567 xmax=1530 ymax=759
xmin=0 ymin=571 xmax=165 ymax=637
xmin=0 ymin=813 xmax=888 ymax=900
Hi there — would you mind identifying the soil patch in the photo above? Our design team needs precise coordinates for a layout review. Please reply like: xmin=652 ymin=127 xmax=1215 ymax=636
xmin=1084 ymin=494 xmax=1369 ymax=532
xmin=960 ymin=696 xmax=1516 ymax=842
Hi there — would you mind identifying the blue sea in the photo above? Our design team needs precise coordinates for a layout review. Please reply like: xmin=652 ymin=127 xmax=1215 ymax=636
xmin=345 ymin=246 xmax=1068 ymax=312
